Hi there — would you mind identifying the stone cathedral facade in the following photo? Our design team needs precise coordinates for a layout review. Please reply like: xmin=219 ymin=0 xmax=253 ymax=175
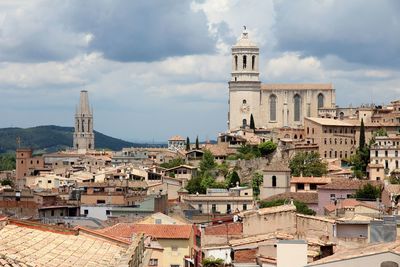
xmin=228 ymin=28 xmax=336 ymax=131
xmin=73 ymin=90 xmax=95 ymax=151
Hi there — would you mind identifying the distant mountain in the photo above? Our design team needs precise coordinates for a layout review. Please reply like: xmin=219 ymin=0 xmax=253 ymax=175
xmin=0 ymin=125 xmax=155 ymax=153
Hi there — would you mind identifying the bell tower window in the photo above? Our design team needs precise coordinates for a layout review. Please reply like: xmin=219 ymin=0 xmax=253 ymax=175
xmin=243 ymin=55 xmax=247 ymax=69
xmin=294 ymin=94 xmax=301 ymax=122
xmin=318 ymin=93 xmax=324 ymax=108
xmin=252 ymin=55 xmax=255 ymax=70
xmin=234 ymin=55 xmax=238 ymax=70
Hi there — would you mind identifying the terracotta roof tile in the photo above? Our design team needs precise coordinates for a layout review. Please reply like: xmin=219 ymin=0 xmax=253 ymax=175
xmin=291 ymin=176 xmax=331 ymax=184
xmin=324 ymin=199 xmax=379 ymax=213
xmin=317 ymin=178 xmax=382 ymax=190
xmin=98 ymin=223 xmax=192 ymax=240
xmin=263 ymin=192 xmax=318 ymax=204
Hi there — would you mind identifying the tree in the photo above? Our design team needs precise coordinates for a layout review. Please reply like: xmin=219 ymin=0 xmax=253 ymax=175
xmin=260 ymin=199 xmax=316 ymax=215
xmin=186 ymin=137 xmax=190 ymax=151
xmin=159 ymin=158 xmax=185 ymax=169
xmin=199 ymin=150 xmax=217 ymax=174
xmin=0 ymin=179 xmax=13 ymax=187
xmin=0 ymin=154 xmax=16 ymax=171
xmin=354 ymin=183 xmax=382 ymax=200
xmin=359 ymin=119 xmax=365 ymax=150
xmin=227 ymin=171 xmax=240 ymax=188
xmin=252 ymin=172 xmax=263 ymax=199
xmin=250 ymin=113 xmax=255 ymax=130
xmin=195 ymin=136 xmax=200 ymax=150
xmin=237 ymin=144 xmax=261 ymax=159
xmin=258 ymin=141 xmax=277 ymax=156
xmin=289 ymin=152 xmax=328 ymax=177
xmin=186 ymin=176 xmax=204 ymax=194
xmin=202 ymin=258 xmax=224 ymax=267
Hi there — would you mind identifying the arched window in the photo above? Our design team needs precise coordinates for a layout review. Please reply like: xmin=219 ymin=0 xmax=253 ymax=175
xmin=243 ymin=55 xmax=247 ymax=69
xmin=243 ymin=99 xmax=247 ymax=104
xmin=234 ymin=55 xmax=238 ymax=70
xmin=339 ymin=112 xmax=344 ymax=120
xmin=294 ymin=134 xmax=298 ymax=139
xmin=318 ymin=93 xmax=324 ymax=108
xmin=269 ymin=95 xmax=277 ymax=121
xmin=272 ymin=176 xmax=277 ymax=187
xmin=294 ymin=94 xmax=301 ymax=121
xmin=242 ymin=119 xmax=247 ymax=128
xmin=252 ymin=55 xmax=255 ymax=70
xmin=82 ymin=119 xmax=85 ymax=132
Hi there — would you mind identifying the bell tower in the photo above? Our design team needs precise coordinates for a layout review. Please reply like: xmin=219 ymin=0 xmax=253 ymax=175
xmin=228 ymin=27 xmax=261 ymax=131
xmin=73 ymin=90 xmax=95 ymax=152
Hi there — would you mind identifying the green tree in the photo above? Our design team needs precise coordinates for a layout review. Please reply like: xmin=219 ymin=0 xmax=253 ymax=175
xmin=359 ymin=119 xmax=366 ymax=150
xmin=186 ymin=176 xmax=203 ymax=194
xmin=0 ymin=154 xmax=16 ymax=171
xmin=202 ymin=258 xmax=224 ymax=267
xmin=226 ymin=171 xmax=240 ymax=188
xmin=258 ymin=141 xmax=277 ymax=156
xmin=159 ymin=158 xmax=185 ymax=169
xmin=250 ymin=113 xmax=255 ymax=130
xmin=200 ymin=173 xmax=216 ymax=191
xmin=0 ymin=179 xmax=13 ymax=187
xmin=252 ymin=172 xmax=263 ymax=199
xmin=289 ymin=152 xmax=328 ymax=177
xmin=237 ymin=145 xmax=261 ymax=159
xmin=354 ymin=183 xmax=382 ymax=200
xmin=195 ymin=136 xmax=200 ymax=149
xmin=186 ymin=137 xmax=190 ymax=151
xmin=260 ymin=199 xmax=316 ymax=215
xmin=199 ymin=150 xmax=217 ymax=174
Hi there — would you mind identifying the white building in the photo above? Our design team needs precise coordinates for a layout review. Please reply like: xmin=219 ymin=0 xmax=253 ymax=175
xmin=370 ymin=134 xmax=400 ymax=177
xmin=228 ymin=27 xmax=336 ymax=131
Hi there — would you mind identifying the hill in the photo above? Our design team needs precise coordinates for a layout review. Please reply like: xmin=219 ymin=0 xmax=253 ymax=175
xmin=0 ymin=125 xmax=146 ymax=153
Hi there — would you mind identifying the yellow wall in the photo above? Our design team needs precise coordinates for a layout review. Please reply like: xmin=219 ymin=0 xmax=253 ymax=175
xmin=158 ymin=239 xmax=191 ymax=267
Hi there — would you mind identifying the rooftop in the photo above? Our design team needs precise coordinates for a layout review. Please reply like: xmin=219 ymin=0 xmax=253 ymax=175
xmin=291 ymin=176 xmax=332 ymax=184
xmin=305 ymin=117 xmax=355 ymax=126
xmin=0 ymin=224 xmax=128 ymax=266
xmin=324 ymin=198 xmax=379 ymax=213
xmin=97 ymin=223 xmax=192 ymax=241
xmin=263 ymin=192 xmax=318 ymax=204
xmin=317 ymin=178 xmax=381 ymax=190
xmin=261 ymin=83 xmax=333 ymax=90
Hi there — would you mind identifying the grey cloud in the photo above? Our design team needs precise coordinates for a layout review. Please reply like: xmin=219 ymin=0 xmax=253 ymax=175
xmin=0 ymin=0 xmax=216 ymax=62
xmin=273 ymin=0 xmax=400 ymax=68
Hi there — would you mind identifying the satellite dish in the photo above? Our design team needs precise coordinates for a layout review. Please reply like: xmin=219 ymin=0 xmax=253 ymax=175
xmin=233 ymin=215 xmax=239 ymax=222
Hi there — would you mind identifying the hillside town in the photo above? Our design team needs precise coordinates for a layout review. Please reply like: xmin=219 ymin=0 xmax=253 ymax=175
xmin=1 ymin=14 xmax=400 ymax=267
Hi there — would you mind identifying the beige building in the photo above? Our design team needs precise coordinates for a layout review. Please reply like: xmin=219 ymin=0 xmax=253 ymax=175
xmin=290 ymin=176 xmax=331 ymax=193
xmin=15 ymin=148 xmax=45 ymax=181
xmin=228 ymin=28 xmax=335 ymax=131
xmin=73 ymin=90 xmax=95 ymax=152
xmin=182 ymin=187 xmax=253 ymax=214
xmin=370 ymin=134 xmax=400 ymax=177
xmin=260 ymin=163 xmax=291 ymax=199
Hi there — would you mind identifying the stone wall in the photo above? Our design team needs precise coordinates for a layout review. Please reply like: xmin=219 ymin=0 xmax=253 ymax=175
xmin=296 ymin=214 xmax=335 ymax=241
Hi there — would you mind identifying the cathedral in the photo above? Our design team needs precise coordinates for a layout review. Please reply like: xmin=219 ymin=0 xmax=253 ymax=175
xmin=73 ymin=90 xmax=95 ymax=151
xmin=228 ymin=28 xmax=336 ymax=131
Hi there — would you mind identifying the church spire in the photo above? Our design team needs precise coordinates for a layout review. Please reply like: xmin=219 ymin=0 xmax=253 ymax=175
xmin=73 ymin=90 xmax=95 ymax=152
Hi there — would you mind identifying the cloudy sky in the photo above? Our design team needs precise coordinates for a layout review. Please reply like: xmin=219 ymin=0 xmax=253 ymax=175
xmin=0 ymin=0 xmax=399 ymax=142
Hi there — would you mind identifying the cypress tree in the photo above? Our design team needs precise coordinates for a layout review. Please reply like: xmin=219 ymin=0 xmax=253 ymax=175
xmin=186 ymin=137 xmax=190 ymax=151
xmin=195 ymin=136 xmax=199 ymax=150
xmin=359 ymin=119 xmax=365 ymax=150
xmin=250 ymin=114 xmax=255 ymax=130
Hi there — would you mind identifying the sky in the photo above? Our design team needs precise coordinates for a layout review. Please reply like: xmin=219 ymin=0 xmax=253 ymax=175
xmin=0 ymin=0 xmax=399 ymax=143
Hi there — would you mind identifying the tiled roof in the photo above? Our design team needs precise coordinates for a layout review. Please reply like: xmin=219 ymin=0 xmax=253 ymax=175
xmin=307 ymin=239 xmax=400 ymax=266
xmin=239 ymin=204 xmax=296 ymax=217
xmin=384 ymin=184 xmax=400 ymax=194
xmin=317 ymin=178 xmax=382 ymax=190
xmin=98 ymin=223 xmax=192 ymax=240
xmin=305 ymin=117 xmax=355 ymax=126
xmin=261 ymin=83 xmax=333 ymax=90
xmin=0 ymin=224 xmax=127 ymax=267
xmin=262 ymin=162 xmax=291 ymax=172
xmin=291 ymin=176 xmax=332 ymax=184
xmin=324 ymin=199 xmax=379 ymax=213
xmin=263 ymin=192 xmax=318 ymax=204
xmin=203 ymin=144 xmax=236 ymax=157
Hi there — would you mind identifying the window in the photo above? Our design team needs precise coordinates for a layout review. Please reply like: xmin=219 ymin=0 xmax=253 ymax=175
xmin=242 ymin=119 xmax=247 ymax=128
xmin=227 ymin=204 xmax=231 ymax=214
xmin=318 ymin=93 xmax=324 ymax=108
xmin=84 ymin=209 xmax=88 ymax=215
xmin=385 ymin=151 xmax=388 ymax=157
xmin=310 ymin=184 xmax=317 ymax=190
xmin=170 ymin=265 xmax=180 ymax=267
xmin=252 ymin=55 xmax=255 ymax=70
xmin=106 ymin=210 xmax=110 ymax=216
xmin=297 ymin=183 xmax=305 ymax=190
xmin=51 ymin=210 xmax=54 ymax=216
xmin=48 ymin=180 xmax=52 ymax=184
xmin=396 ymin=160 xmax=399 ymax=169
xmin=269 ymin=95 xmax=277 ymax=121
xmin=149 ymin=259 xmax=158 ymax=266
xmin=234 ymin=55 xmax=238 ymax=70
xmin=198 ymin=204 xmax=202 ymax=212
xmin=324 ymin=138 xmax=327 ymax=145
xmin=330 ymin=194 xmax=336 ymax=199
xmin=211 ymin=204 xmax=217 ymax=213
xmin=243 ymin=99 xmax=247 ymax=104
xmin=272 ymin=176 xmax=277 ymax=187
xmin=294 ymin=94 xmax=301 ymax=121
xmin=375 ymin=151 xmax=378 ymax=157
xmin=396 ymin=151 xmax=398 ymax=157
xmin=97 ymin=200 xmax=106 ymax=204
xmin=155 ymin=219 xmax=162 ymax=224
xmin=243 ymin=204 xmax=247 ymax=210
xmin=243 ymin=55 xmax=247 ymax=69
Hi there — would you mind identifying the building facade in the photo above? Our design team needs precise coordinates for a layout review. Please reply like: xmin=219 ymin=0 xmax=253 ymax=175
xmin=228 ymin=28 xmax=336 ymax=131
xmin=370 ymin=134 xmax=400 ymax=177
xmin=73 ymin=90 xmax=95 ymax=151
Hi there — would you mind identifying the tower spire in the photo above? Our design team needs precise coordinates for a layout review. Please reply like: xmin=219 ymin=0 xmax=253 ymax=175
xmin=73 ymin=90 xmax=95 ymax=152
